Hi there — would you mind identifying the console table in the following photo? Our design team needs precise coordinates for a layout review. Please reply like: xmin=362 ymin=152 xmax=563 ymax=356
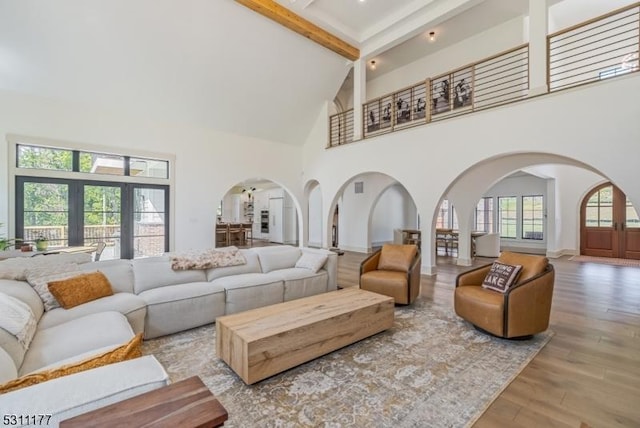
xmin=60 ymin=376 xmax=228 ymax=428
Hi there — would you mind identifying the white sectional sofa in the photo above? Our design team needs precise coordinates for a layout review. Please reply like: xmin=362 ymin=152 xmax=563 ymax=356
xmin=0 ymin=245 xmax=337 ymax=426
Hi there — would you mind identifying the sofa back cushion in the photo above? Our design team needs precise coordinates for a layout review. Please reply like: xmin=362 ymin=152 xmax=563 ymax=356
xmin=79 ymin=260 xmax=134 ymax=294
xmin=256 ymin=246 xmax=302 ymax=273
xmin=0 ymin=279 xmax=44 ymax=321
xmin=132 ymin=256 xmax=207 ymax=294
xmin=206 ymin=250 xmax=261 ymax=281
xmin=497 ymin=251 xmax=548 ymax=284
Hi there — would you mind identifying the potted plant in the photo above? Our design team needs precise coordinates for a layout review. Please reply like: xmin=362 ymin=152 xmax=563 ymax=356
xmin=35 ymin=235 xmax=49 ymax=252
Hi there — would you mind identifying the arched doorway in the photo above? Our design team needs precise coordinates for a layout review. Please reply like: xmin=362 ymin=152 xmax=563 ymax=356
xmin=580 ymin=183 xmax=640 ymax=259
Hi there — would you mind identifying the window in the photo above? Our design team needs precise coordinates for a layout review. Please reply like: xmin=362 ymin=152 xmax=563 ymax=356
xmin=585 ymin=186 xmax=613 ymax=227
xmin=475 ymin=197 xmax=493 ymax=232
xmin=522 ymin=195 xmax=544 ymax=240
xmin=13 ymin=140 xmax=171 ymax=259
xmin=498 ymin=197 xmax=517 ymax=238
xmin=436 ymin=200 xmax=450 ymax=229
xmin=627 ymin=197 xmax=640 ymax=229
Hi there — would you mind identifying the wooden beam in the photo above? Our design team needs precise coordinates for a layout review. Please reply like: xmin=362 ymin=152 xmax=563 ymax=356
xmin=235 ymin=0 xmax=360 ymax=61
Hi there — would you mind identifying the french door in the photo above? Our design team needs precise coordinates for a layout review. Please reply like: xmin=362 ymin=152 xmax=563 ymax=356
xmin=580 ymin=183 xmax=640 ymax=259
xmin=16 ymin=177 xmax=169 ymax=259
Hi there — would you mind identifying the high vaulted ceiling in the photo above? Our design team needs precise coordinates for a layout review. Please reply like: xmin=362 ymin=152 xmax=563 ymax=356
xmin=1 ymin=0 xmax=634 ymax=146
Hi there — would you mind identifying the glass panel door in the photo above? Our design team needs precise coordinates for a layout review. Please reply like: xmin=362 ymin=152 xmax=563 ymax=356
xmin=132 ymin=187 xmax=167 ymax=258
xmin=22 ymin=181 xmax=69 ymax=247
xmin=84 ymin=185 xmax=121 ymax=260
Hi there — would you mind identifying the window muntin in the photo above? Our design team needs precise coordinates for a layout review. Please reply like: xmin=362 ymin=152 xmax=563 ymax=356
xmin=522 ymin=195 xmax=544 ymax=240
xmin=79 ymin=152 xmax=125 ymax=176
xmin=17 ymin=145 xmax=73 ymax=171
xmin=475 ymin=197 xmax=494 ymax=232
xmin=498 ymin=197 xmax=517 ymax=238
xmin=585 ymin=186 xmax=613 ymax=227
xmin=130 ymin=158 xmax=169 ymax=179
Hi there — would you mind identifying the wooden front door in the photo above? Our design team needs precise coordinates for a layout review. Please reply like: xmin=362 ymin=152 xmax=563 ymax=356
xmin=580 ymin=183 xmax=640 ymax=259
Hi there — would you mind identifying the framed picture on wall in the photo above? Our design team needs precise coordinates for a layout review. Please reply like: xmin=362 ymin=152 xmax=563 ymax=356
xmin=431 ymin=75 xmax=451 ymax=115
xmin=365 ymin=100 xmax=380 ymax=133
xmin=380 ymin=96 xmax=392 ymax=129
xmin=413 ymin=82 xmax=427 ymax=120
xmin=395 ymin=88 xmax=412 ymax=124
xmin=452 ymin=67 xmax=473 ymax=110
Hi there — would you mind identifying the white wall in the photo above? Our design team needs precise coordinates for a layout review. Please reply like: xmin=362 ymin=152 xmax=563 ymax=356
xmin=0 ymin=90 xmax=304 ymax=251
xmin=308 ymin=185 xmax=323 ymax=247
xmin=365 ymin=16 xmax=525 ymax=101
xmin=371 ymin=184 xmax=417 ymax=246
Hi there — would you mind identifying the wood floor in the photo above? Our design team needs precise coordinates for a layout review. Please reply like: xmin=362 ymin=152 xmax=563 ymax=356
xmin=336 ymin=251 xmax=640 ymax=427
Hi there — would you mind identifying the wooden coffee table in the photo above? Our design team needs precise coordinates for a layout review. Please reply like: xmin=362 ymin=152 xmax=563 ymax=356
xmin=216 ymin=288 xmax=394 ymax=384
xmin=60 ymin=376 xmax=228 ymax=428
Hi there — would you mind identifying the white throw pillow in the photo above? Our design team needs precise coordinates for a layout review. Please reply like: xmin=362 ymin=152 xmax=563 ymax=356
xmin=0 ymin=292 xmax=37 ymax=350
xmin=295 ymin=252 xmax=328 ymax=273
xmin=25 ymin=263 xmax=81 ymax=311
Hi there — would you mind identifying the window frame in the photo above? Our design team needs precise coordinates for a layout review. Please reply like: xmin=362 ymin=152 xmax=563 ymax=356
xmin=498 ymin=196 xmax=518 ymax=239
xmin=521 ymin=195 xmax=544 ymax=240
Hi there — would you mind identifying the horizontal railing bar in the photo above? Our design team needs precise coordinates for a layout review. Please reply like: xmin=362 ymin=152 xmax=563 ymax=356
xmin=550 ymin=10 xmax=638 ymax=45
xmin=551 ymin=62 xmax=637 ymax=85
xmin=474 ymin=49 xmax=529 ymax=73
xmin=550 ymin=49 xmax=637 ymax=76
xmin=550 ymin=37 xmax=639 ymax=65
xmin=474 ymin=55 xmax=528 ymax=78
xmin=550 ymin=70 xmax=637 ymax=91
xmin=548 ymin=1 xmax=639 ymax=39
xmin=474 ymin=85 xmax=528 ymax=104
xmin=475 ymin=76 xmax=528 ymax=96
xmin=474 ymin=69 xmax=528 ymax=90
xmin=550 ymin=45 xmax=638 ymax=74
xmin=549 ymin=26 xmax=639 ymax=56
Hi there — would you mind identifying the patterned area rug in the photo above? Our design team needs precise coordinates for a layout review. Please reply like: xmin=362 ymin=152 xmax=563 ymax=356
xmin=569 ymin=255 xmax=640 ymax=267
xmin=143 ymin=298 xmax=552 ymax=427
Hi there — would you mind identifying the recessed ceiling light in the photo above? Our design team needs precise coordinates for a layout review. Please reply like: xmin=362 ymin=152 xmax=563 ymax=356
xmin=370 ymin=60 xmax=376 ymax=70
xmin=429 ymin=31 xmax=436 ymax=42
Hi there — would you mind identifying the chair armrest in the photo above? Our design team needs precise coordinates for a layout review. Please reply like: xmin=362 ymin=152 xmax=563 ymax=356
xmin=504 ymin=264 xmax=555 ymax=337
xmin=360 ymin=250 xmax=381 ymax=278
xmin=408 ymin=252 xmax=422 ymax=302
xmin=455 ymin=264 xmax=492 ymax=287
xmin=0 ymin=356 xmax=169 ymax=427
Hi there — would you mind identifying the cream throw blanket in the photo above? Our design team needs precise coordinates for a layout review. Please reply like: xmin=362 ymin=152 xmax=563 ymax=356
xmin=0 ymin=292 xmax=37 ymax=350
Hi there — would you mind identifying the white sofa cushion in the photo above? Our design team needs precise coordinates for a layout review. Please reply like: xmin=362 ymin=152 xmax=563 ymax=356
xmin=19 ymin=311 xmax=134 ymax=376
xmin=205 ymin=249 xmax=261 ymax=281
xmin=0 ymin=347 xmax=17 ymax=383
xmin=0 ymin=279 xmax=44 ymax=321
xmin=212 ymin=272 xmax=284 ymax=315
xmin=295 ymin=252 xmax=328 ymax=273
xmin=0 ymin=356 xmax=169 ymax=427
xmin=38 ymin=293 xmax=147 ymax=334
xmin=273 ymin=268 xmax=329 ymax=302
xmin=132 ymin=257 xmax=206 ymax=294
xmin=256 ymin=246 xmax=302 ymax=273
xmin=79 ymin=259 xmax=134 ymax=294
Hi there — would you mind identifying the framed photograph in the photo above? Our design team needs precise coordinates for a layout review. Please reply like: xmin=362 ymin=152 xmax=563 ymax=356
xmin=380 ymin=96 xmax=392 ymax=129
xmin=452 ymin=68 xmax=473 ymax=110
xmin=365 ymin=100 xmax=380 ymax=133
xmin=413 ymin=83 xmax=427 ymax=120
xmin=431 ymin=75 xmax=451 ymax=115
xmin=395 ymin=89 xmax=412 ymax=124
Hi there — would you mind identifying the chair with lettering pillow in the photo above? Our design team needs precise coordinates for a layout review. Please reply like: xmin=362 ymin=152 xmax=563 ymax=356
xmin=453 ymin=251 xmax=554 ymax=339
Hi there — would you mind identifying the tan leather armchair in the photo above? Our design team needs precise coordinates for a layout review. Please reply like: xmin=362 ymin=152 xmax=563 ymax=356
xmin=360 ymin=244 xmax=421 ymax=305
xmin=454 ymin=251 xmax=554 ymax=339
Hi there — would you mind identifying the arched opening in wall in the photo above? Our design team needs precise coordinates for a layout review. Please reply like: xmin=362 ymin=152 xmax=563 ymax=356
xmin=328 ymin=172 xmax=419 ymax=254
xmin=434 ymin=199 xmax=459 ymax=256
xmin=217 ymin=178 xmax=299 ymax=248
xmin=305 ymin=180 xmax=323 ymax=248
xmin=580 ymin=182 xmax=640 ymax=259
xmin=432 ymin=153 xmax=619 ymax=269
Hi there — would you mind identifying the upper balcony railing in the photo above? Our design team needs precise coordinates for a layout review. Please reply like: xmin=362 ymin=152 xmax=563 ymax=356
xmin=327 ymin=2 xmax=639 ymax=148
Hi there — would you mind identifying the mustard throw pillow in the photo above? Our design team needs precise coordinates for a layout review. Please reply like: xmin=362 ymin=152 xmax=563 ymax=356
xmin=0 ymin=333 xmax=143 ymax=394
xmin=47 ymin=271 xmax=114 ymax=309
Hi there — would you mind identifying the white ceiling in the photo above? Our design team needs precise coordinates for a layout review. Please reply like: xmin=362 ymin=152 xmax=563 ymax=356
xmin=1 ymin=0 xmax=635 ymax=146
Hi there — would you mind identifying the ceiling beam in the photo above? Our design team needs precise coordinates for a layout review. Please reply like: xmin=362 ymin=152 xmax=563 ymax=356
xmin=235 ymin=0 xmax=360 ymax=61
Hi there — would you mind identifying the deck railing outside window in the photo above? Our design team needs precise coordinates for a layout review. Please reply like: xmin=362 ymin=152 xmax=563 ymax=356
xmin=549 ymin=3 xmax=639 ymax=92
xmin=328 ymin=2 xmax=639 ymax=148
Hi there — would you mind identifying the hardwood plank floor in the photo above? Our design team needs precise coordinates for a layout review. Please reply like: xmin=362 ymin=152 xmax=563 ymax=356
xmin=335 ymin=251 xmax=640 ymax=427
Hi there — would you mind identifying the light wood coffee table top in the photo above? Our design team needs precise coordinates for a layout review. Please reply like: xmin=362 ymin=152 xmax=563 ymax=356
xmin=216 ymin=288 xmax=394 ymax=384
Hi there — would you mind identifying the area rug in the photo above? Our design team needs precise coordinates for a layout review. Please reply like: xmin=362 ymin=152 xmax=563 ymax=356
xmin=569 ymin=255 xmax=640 ymax=267
xmin=143 ymin=298 xmax=553 ymax=427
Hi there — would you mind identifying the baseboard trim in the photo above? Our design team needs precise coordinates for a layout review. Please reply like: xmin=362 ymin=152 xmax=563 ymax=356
xmin=546 ymin=249 xmax=578 ymax=258
xmin=340 ymin=245 xmax=370 ymax=253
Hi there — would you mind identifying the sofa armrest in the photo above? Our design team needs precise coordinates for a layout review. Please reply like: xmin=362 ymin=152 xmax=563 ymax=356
xmin=0 ymin=356 xmax=170 ymax=427
xmin=455 ymin=264 xmax=492 ymax=287
xmin=359 ymin=251 xmax=381 ymax=280
xmin=301 ymin=248 xmax=338 ymax=290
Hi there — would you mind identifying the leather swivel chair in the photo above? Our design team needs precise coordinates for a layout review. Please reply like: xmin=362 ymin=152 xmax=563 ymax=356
xmin=454 ymin=251 xmax=554 ymax=339
xmin=360 ymin=244 xmax=421 ymax=305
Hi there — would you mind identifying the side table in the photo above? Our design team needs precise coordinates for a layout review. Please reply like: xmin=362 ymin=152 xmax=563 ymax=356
xmin=60 ymin=376 xmax=228 ymax=428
